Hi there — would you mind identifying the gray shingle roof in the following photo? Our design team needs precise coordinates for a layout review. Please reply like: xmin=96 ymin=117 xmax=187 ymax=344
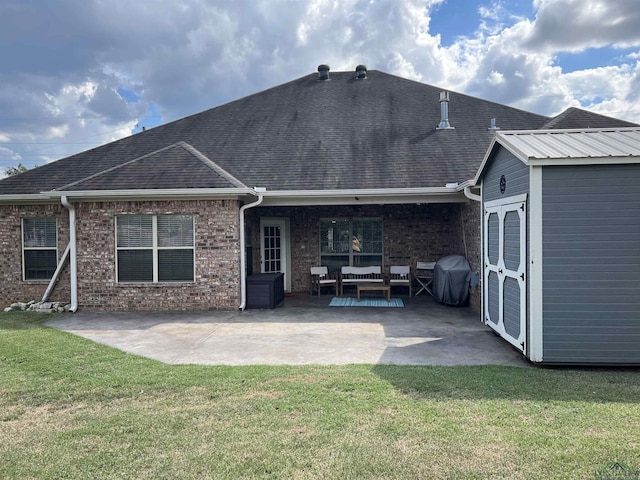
xmin=541 ymin=107 xmax=638 ymax=130
xmin=0 ymin=70 xmax=563 ymax=196
xmin=57 ymin=142 xmax=246 ymax=191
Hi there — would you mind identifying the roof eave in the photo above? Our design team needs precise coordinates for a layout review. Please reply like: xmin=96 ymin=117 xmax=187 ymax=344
xmin=43 ymin=187 xmax=257 ymax=202
xmin=259 ymin=188 xmax=468 ymax=206
xmin=0 ymin=194 xmax=58 ymax=205
xmin=526 ymin=155 xmax=640 ymax=166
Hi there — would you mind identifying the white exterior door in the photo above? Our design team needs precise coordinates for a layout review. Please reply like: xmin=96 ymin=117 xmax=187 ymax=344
xmin=260 ymin=218 xmax=291 ymax=291
xmin=484 ymin=194 xmax=527 ymax=352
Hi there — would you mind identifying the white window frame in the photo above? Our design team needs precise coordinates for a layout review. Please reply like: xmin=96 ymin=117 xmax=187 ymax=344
xmin=115 ymin=215 xmax=195 ymax=284
xmin=22 ymin=217 xmax=58 ymax=281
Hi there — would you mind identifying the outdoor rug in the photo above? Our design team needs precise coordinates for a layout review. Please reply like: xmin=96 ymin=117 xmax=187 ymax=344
xmin=329 ymin=297 xmax=405 ymax=307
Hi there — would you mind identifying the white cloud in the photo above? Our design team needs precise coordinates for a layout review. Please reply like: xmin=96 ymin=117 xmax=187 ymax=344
xmin=1 ymin=0 xmax=639 ymax=174
xmin=525 ymin=0 xmax=640 ymax=52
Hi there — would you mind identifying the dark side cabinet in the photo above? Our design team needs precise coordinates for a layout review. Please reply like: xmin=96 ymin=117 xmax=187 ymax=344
xmin=246 ymin=273 xmax=285 ymax=309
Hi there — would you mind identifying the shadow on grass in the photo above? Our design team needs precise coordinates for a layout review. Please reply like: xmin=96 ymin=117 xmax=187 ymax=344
xmin=371 ymin=364 xmax=640 ymax=404
xmin=0 ymin=312 xmax=56 ymax=330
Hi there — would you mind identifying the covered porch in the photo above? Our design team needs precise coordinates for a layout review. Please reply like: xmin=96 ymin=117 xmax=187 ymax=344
xmin=243 ymin=196 xmax=482 ymax=312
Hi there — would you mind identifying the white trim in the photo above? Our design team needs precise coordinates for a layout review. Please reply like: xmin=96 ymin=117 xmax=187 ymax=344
xmin=526 ymin=156 xmax=640 ymax=166
xmin=484 ymin=193 xmax=528 ymax=209
xmin=483 ymin=194 xmax=527 ymax=352
xmin=44 ymin=188 xmax=254 ymax=201
xmin=472 ymin=136 xmax=501 ymax=185
xmin=37 ymin=186 xmax=467 ymax=206
xmin=528 ymin=166 xmax=544 ymax=362
xmin=259 ymin=188 xmax=467 ymax=206
xmin=0 ymin=194 xmax=54 ymax=204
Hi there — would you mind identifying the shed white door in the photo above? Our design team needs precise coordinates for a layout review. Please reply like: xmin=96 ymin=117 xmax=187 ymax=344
xmin=484 ymin=195 xmax=527 ymax=352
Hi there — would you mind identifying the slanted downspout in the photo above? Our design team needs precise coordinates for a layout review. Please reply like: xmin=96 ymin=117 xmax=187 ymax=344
xmin=60 ymin=196 xmax=78 ymax=312
xmin=41 ymin=243 xmax=70 ymax=304
xmin=239 ymin=188 xmax=265 ymax=310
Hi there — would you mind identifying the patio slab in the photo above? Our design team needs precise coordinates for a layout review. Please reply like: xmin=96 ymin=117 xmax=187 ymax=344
xmin=45 ymin=294 xmax=529 ymax=367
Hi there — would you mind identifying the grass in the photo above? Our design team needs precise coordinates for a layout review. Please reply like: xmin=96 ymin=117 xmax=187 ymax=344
xmin=1 ymin=312 xmax=639 ymax=479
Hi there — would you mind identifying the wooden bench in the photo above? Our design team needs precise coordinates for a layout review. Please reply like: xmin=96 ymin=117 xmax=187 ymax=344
xmin=340 ymin=266 xmax=383 ymax=296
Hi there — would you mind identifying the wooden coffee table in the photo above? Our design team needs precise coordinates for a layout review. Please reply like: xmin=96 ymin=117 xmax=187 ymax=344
xmin=356 ymin=283 xmax=391 ymax=301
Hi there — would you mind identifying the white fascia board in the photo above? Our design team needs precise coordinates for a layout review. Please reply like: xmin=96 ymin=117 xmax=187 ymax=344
xmin=0 ymin=194 xmax=57 ymax=204
xmin=42 ymin=188 xmax=257 ymax=201
xmin=526 ymin=156 xmax=640 ymax=166
xmin=258 ymin=188 xmax=467 ymax=206
xmin=472 ymin=136 xmax=505 ymax=185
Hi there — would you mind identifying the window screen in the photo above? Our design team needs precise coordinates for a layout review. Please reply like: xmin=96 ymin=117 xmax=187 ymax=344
xmin=23 ymin=217 xmax=57 ymax=280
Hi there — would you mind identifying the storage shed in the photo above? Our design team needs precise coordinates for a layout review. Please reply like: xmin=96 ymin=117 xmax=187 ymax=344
xmin=474 ymin=127 xmax=640 ymax=365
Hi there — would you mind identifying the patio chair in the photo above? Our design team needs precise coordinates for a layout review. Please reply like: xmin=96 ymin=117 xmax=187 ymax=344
xmin=415 ymin=261 xmax=436 ymax=296
xmin=310 ymin=266 xmax=338 ymax=297
xmin=389 ymin=265 xmax=412 ymax=296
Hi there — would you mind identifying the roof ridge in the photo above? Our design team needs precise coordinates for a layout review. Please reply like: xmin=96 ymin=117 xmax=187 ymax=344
xmin=54 ymin=142 xmax=247 ymax=191
xmin=54 ymin=142 xmax=188 ymax=191
xmin=177 ymin=142 xmax=247 ymax=188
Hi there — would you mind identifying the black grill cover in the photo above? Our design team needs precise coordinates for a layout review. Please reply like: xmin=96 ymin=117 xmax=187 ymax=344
xmin=433 ymin=255 xmax=471 ymax=306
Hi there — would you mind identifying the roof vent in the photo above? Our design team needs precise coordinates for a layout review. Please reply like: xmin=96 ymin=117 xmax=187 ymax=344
xmin=355 ymin=65 xmax=367 ymax=79
xmin=436 ymin=91 xmax=454 ymax=130
xmin=488 ymin=118 xmax=500 ymax=130
xmin=317 ymin=64 xmax=330 ymax=80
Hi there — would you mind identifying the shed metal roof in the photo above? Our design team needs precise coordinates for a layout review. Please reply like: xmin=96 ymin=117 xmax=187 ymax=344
xmin=474 ymin=128 xmax=640 ymax=184
xmin=496 ymin=128 xmax=640 ymax=164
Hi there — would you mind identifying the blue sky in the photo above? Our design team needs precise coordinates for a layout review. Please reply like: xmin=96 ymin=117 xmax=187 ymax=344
xmin=1 ymin=0 xmax=639 ymax=176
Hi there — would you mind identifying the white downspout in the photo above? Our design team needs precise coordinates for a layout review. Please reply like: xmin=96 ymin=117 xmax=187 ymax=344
xmin=463 ymin=186 xmax=481 ymax=202
xmin=239 ymin=189 xmax=265 ymax=310
xmin=60 ymin=196 xmax=78 ymax=312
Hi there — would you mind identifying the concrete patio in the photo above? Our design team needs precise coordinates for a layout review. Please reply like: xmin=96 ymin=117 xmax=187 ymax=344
xmin=46 ymin=293 xmax=529 ymax=367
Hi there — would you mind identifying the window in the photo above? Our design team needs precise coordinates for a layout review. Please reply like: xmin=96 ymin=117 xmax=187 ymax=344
xmin=23 ymin=217 xmax=57 ymax=280
xmin=116 ymin=215 xmax=194 ymax=283
xmin=319 ymin=218 xmax=383 ymax=274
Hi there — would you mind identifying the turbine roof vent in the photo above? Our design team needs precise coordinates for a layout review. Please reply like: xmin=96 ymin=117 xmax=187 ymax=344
xmin=317 ymin=64 xmax=330 ymax=80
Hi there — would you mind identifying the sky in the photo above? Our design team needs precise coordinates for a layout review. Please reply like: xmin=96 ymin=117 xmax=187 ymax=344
xmin=1 ymin=0 xmax=640 ymax=177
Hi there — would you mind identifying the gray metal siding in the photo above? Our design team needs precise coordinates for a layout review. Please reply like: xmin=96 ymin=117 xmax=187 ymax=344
xmin=542 ymin=164 xmax=640 ymax=364
xmin=483 ymin=147 xmax=530 ymax=202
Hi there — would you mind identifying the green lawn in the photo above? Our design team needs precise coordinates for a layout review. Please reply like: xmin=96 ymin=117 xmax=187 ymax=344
xmin=1 ymin=311 xmax=639 ymax=479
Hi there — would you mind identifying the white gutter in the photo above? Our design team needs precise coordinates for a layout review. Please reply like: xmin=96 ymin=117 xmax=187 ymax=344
xmin=45 ymin=188 xmax=255 ymax=200
xmin=239 ymin=188 xmax=265 ymax=311
xmin=463 ymin=186 xmax=481 ymax=202
xmin=60 ymin=195 xmax=78 ymax=312
xmin=457 ymin=180 xmax=481 ymax=202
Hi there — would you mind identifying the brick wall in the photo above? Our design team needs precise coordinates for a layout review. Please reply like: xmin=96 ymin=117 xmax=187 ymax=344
xmin=0 ymin=204 xmax=71 ymax=307
xmin=461 ymin=201 xmax=482 ymax=312
xmin=247 ymin=202 xmax=482 ymax=311
xmin=75 ymin=200 xmax=241 ymax=311
xmin=2 ymin=199 xmax=483 ymax=312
